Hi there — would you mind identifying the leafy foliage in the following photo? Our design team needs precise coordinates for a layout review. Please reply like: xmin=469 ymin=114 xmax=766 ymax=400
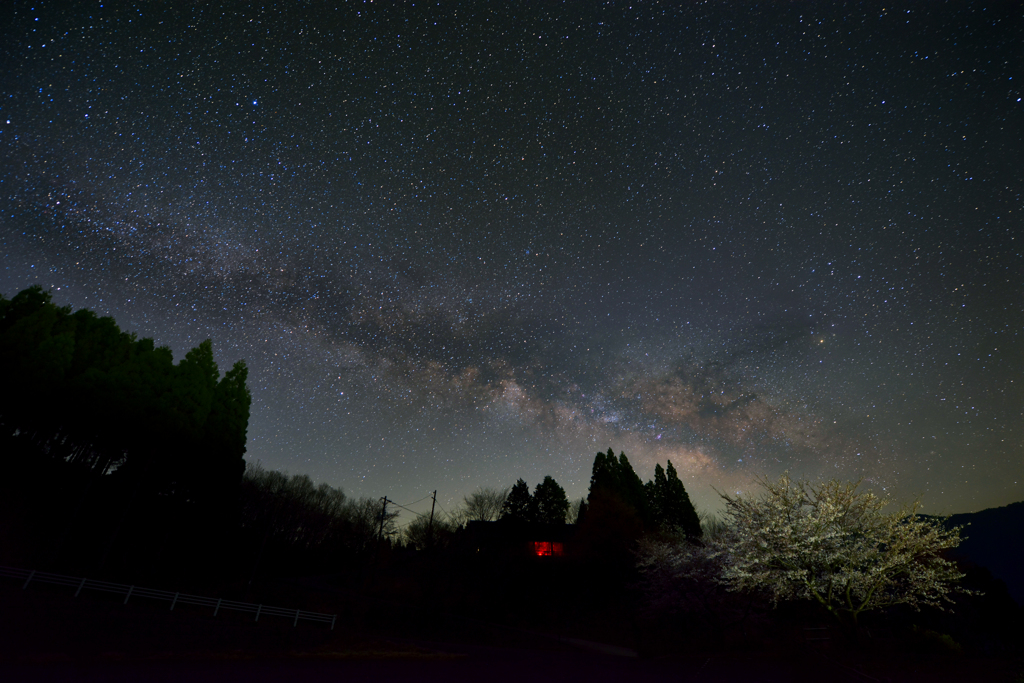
xmin=0 ymin=286 xmax=250 ymax=505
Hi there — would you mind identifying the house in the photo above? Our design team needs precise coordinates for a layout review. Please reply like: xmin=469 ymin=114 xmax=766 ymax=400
xmin=461 ymin=519 xmax=576 ymax=558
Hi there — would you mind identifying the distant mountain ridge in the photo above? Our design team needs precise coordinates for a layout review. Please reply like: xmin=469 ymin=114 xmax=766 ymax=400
xmin=942 ymin=501 xmax=1024 ymax=606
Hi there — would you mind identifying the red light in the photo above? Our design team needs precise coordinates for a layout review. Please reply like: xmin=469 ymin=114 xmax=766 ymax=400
xmin=532 ymin=542 xmax=564 ymax=557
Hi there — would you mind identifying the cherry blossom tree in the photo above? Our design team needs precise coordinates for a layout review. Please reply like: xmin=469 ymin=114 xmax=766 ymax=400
xmin=715 ymin=473 xmax=970 ymax=625
xmin=638 ymin=474 xmax=971 ymax=628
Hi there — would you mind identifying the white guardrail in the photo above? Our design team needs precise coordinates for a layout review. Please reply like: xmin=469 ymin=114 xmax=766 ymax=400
xmin=1 ymin=565 xmax=337 ymax=629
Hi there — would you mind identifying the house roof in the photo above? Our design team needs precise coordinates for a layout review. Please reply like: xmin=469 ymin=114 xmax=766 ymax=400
xmin=463 ymin=519 xmax=576 ymax=544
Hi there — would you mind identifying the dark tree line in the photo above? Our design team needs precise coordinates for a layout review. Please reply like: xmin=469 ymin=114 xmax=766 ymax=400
xmin=499 ymin=475 xmax=571 ymax=525
xmin=0 ymin=285 xmax=702 ymax=587
xmin=646 ymin=461 xmax=703 ymax=539
xmin=0 ymin=287 xmax=405 ymax=583
xmin=240 ymin=463 xmax=400 ymax=578
xmin=570 ymin=448 xmax=702 ymax=567
xmin=491 ymin=450 xmax=700 ymax=542
xmin=0 ymin=286 xmax=250 ymax=507
xmin=586 ymin=448 xmax=701 ymax=539
xmin=0 ymin=286 xmax=253 ymax=580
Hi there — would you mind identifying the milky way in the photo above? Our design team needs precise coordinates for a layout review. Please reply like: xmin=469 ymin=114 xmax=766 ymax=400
xmin=2 ymin=1 xmax=1021 ymax=519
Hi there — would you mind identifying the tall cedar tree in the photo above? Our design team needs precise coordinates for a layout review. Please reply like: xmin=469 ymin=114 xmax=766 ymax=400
xmin=500 ymin=478 xmax=534 ymax=522
xmin=645 ymin=461 xmax=702 ymax=539
xmin=533 ymin=476 xmax=570 ymax=525
xmin=663 ymin=460 xmax=702 ymax=539
xmin=587 ymin=450 xmax=616 ymax=505
xmin=587 ymin=448 xmax=702 ymax=538
xmin=579 ymin=449 xmax=645 ymax=561
xmin=618 ymin=452 xmax=650 ymax=524
xmin=645 ymin=464 xmax=669 ymax=524
xmin=588 ymin=448 xmax=650 ymax=526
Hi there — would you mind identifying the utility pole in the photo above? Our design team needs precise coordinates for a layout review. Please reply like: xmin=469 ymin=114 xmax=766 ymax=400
xmin=377 ymin=496 xmax=390 ymax=544
xmin=427 ymin=490 xmax=437 ymax=549
xmin=370 ymin=496 xmax=391 ymax=573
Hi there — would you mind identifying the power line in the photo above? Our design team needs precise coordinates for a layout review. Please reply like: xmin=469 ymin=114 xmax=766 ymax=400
xmin=394 ymin=494 xmax=432 ymax=509
xmin=434 ymin=499 xmax=460 ymax=523
xmin=388 ymin=501 xmax=429 ymax=517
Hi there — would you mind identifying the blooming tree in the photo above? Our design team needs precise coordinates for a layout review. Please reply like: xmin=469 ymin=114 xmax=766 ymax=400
xmin=715 ymin=473 xmax=969 ymax=625
xmin=637 ymin=520 xmax=761 ymax=631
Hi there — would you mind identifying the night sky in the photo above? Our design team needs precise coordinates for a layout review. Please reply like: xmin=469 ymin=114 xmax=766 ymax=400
xmin=2 ymin=1 xmax=1021 ymax=521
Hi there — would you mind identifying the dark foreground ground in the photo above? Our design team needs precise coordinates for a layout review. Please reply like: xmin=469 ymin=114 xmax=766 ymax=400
xmin=1 ymin=580 xmax=1020 ymax=683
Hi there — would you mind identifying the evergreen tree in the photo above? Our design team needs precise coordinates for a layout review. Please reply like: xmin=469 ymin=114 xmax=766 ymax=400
xmin=587 ymin=448 xmax=650 ymax=527
xmin=0 ymin=286 xmax=251 ymax=500
xmin=646 ymin=463 xmax=669 ymax=525
xmin=533 ymin=476 xmax=570 ymax=525
xmin=663 ymin=460 xmax=702 ymax=539
xmin=0 ymin=288 xmax=75 ymax=401
xmin=568 ymin=497 xmax=588 ymax=525
xmin=0 ymin=285 xmax=254 ymax=577
xmin=617 ymin=452 xmax=650 ymax=525
xmin=587 ymin=448 xmax=620 ymax=504
xmin=170 ymin=339 xmax=220 ymax=440
xmin=578 ymin=449 xmax=645 ymax=562
xmin=203 ymin=361 xmax=251 ymax=468
xmin=500 ymin=478 xmax=534 ymax=522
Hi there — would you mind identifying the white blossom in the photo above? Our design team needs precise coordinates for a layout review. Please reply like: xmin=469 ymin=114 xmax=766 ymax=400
xmin=640 ymin=473 xmax=972 ymax=626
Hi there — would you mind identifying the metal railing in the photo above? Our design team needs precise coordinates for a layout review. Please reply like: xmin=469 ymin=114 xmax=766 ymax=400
xmin=1 ymin=565 xmax=337 ymax=629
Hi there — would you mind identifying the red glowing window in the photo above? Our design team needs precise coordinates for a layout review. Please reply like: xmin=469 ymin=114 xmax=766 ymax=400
xmin=532 ymin=541 xmax=564 ymax=557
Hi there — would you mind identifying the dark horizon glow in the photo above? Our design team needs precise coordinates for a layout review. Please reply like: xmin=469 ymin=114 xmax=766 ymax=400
xmin=2 ymin=1 xmax=1021 ymax=522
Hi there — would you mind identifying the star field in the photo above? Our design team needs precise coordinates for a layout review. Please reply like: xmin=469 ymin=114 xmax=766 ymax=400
xmin=2 ymin=1 xmax=1021 ymax=517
